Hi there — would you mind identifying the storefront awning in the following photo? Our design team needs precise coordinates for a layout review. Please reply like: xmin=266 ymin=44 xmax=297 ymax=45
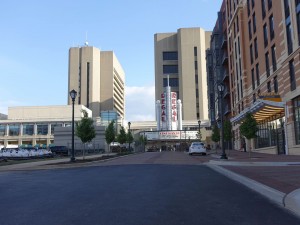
xmin=230 ymin=99 xmax=285 ymax=124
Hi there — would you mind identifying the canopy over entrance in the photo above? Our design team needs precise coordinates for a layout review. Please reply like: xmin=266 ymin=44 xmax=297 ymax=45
xmin=230 ymin=99 xmax=285 ymax=124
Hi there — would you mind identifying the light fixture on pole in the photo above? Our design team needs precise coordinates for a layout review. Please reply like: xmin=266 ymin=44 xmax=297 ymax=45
xmin=217 ymin=83 xmax=227 ymax=159
xmin=128 ymin=122 xmax=131 ymax=151
xmin=198 ymin=120 xmax=201 ymax=141
xmin=69 ymin=89 xmax=77 ymax=162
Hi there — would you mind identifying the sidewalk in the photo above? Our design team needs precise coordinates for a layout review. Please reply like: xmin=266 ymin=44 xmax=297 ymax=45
xmin=207 ymin=150 xmax=300 ymax=217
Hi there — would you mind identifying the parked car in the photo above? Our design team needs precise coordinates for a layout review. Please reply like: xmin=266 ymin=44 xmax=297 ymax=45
xmin=189 ymin=142 xmax=206 ymax=155
xmin=49 ymin=146 xmax=69 ymax=156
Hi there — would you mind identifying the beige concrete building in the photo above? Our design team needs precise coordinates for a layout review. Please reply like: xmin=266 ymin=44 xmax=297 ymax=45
xmin=0 ymin=105 xmax=91 ymax=148
xmin=154 ymin=28 xmax=211 ymax=121
xmin=68 ymin=46 xmax=125 ymax=119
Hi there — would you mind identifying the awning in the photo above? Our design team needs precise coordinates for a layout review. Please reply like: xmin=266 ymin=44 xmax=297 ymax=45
xmin=230 ymin=99 xmax=285 ymax=124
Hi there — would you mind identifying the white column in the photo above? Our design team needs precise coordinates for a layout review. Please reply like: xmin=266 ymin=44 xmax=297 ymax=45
xmin=177 ymin=99 xmax=182 ymax=130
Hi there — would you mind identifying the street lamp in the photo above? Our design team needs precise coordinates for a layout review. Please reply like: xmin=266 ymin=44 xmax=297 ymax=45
xmin=198 ymin=120 xmax=201 ymax=141
xmin=69 ymin=89 xmax=77 ymax=162
xmin=128 ymin=121 xmax=131 ymax=151
xmin=217 ymin=83 xmax=227 ymax=159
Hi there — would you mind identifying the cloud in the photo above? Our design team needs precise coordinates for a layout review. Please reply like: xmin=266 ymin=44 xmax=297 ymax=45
xmin=125 ymin=85 xmax=155 ymax=121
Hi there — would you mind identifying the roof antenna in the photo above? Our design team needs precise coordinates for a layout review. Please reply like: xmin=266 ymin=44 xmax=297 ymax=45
xmin=85 ymin=31 xmax=89 ymax=46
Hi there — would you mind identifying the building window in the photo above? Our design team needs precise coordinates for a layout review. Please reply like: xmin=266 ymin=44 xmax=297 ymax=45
xmin=163 ymin=78 xmax=179 ymax=87
xmin=261 ymin=0 xmax=266 ymax=19
xmin=256 ymin=63 xmax=260 ymax=86
xmin=248 ymin=20 xmax=252 ymax=40
xmin=194 ymin=61 xmax=198 ymax=70
xmin=265 ymin=52 xmax=270 ymax=77
xmin=297 ymin=11 xmax=300 ymax=46
xmin=294 ymin=96 xmax=300 ymax=144
xmin=251 ymin=68 xmax=255 ymax=90
xmin=163 ymin=65 xmax=178 ymax=74
xmin=237 ymin=16 xmax=239 ymax=32
xmin=247 ymin=0 xmax=250 ymax=16
xmin=268 ymin=0 xmax=272 ymax=10
xmin=196 ymin=89 xmax=199 ymax=98
xmin=274 ymin=76 xmax=278 ymax=93
xmin=23 ymin=124 xmax=34 ymax=136
xmin=250 ymin=44 xmax=254 ymax=64
xmin=286 ymin=22 xmax=293 ymax=55
xmin=0 ymin=125 xmax=6 ymax=136
xmin=284 ymin=0 xmax=290 ymax=18
xmin=37 ymin=124 xmax=48 ymax=135
xmin=195 ymin=74 xmax=198 ymax=84
xmin=253 ymin=93 xmax=256 ymax=103
xmin=252 ymin=0 xmax=255 ymax=8
xmin=289 ymin=59 xmax=296 ymax=91
xmin=253 ymin=13 xmax=257 ymax=33
xmin=254 ymin=38 xmax=258 ymax=59
xmin=163 ymin=51 xmax=178 ymax=61
xmin=194 ymin=47 xmax=197 ymax=57
xmin=87 ymin=62 xmax=90 ymax=108
xmin=9 ymin=124 xmax=20 ymax=136
xmin=267 ymin=81 xmax=271 ymax=92
xmin=263 ymin=24 xmax=268 ymax=47
xmin=269 ymin=15 xmax=274 ymax=40
xmin=271 ymin=45 xmax=277 ymax=72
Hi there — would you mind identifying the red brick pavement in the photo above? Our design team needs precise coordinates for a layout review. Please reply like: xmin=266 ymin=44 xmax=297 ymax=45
xmin=215 ymin=150 xmax=300 ymax=194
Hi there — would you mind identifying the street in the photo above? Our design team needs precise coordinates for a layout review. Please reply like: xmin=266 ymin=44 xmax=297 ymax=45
xmin=0 ymin=152 xmax=299 ymax=225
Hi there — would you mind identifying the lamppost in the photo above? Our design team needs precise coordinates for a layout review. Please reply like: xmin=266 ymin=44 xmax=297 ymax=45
xmin=69 ymin=89 xmax=77 ymax=162
xmin=128 ymin=121 xmax=131 ymax=151
xmin=198 ymin=120 xmax=201 ymax=141
xmin=217 ymin=83 xmax=227 ymax=159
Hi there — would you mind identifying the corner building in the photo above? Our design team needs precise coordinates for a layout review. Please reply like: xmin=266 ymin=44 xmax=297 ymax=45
xmin=223 ymin=0 xmax=300 ymax=155
xmin=154 ymin=28 xmax=211 ymax=121
xmin=68 ymin=46 xmax=125 ymax=119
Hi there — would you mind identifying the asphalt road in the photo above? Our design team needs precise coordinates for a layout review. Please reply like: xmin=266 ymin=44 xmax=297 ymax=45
xmin=0 ymin=152 xmax=299 ymax=225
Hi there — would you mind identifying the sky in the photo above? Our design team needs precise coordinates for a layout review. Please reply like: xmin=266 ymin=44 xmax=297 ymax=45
xmin=0 ymin=0 xmax=222 ymax=121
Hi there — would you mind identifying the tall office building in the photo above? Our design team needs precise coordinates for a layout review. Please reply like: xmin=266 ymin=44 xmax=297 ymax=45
xmin=154 ymin=28 xmax=211 ymax=121
xmin=68 ymin=46 xmax=125 ymax=119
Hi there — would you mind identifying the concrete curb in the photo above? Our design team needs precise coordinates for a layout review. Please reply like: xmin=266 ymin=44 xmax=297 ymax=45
xmin=208 ymin=159 xmax=300 ymax=166
xmin=206 ymin=164 xmax=285 ymax=206
xmin=284 ymin=189 xmax=300 ymax=216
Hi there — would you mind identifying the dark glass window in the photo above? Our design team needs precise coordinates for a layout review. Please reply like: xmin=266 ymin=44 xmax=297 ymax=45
xmin=274 ymin=76 xmax=278 ymax=93
xmin=194 ymin=61 xmax=198 ymax=70
xmin=250 ymin=44 xmax=254 ymax=64
xmin=51 ymin=123 xmax=63 ymax=135
xmin=263 ymin=24 xmax=268 ymax=47
xmin=248 ymin=20 xmax=252 ymax=40
xmin=254 ymin=38 xmax=258 ymax=58
xmin=256 ymin=63 xmax=260 ymax=86
xmin=265 ymin=52 xmax=270 ymax=77
xmin=163 ymin=65 xmax=178 ymax=74
xmin=252 ymin=0 xmax=255 ymax=8
xmin=297 ymin=12 xmax=300 ymax=46
xmin=268 ymin=0 xmax=272 ymax=10
xmin=247 ymin=0 xmax=250 ymax=16
xmin=253 ymin=13 xmax=257 ymax=33
xmin=251 ymin=68 xmax=255 ymax=90
xmin=286 ymin=23 xmax=293 ymax=55
xmin=0 ymin=125 xmax=6 ymax=136
xmin=9 ymin=124 xmax=20 ymax=136
xmin=253 ymin=93 xmax=256 ymax=103
xmin=271 ymin=45 xmax=277 ymax=71
xmin=163 ymin=78 xmax=179 ymax=87
xmin=37 ymin=124 xmax=48 ymax=135
xmin=194 ymin=47 xmax=197 ymax=56
xmin=163 ymin=52 xmax=178 ymax=60
xmin=293 ymin=96 xmax=300 ymax=144
xmin=284 ymin=0 xmax=290 ymax=18
xmin=261 ymin=0 xmax=266 ymax=19
xmin=269 ymin=15 xmax=274 ymax=40
xmin=237 ymin=16 xmax=239 ymax=32
xmin=289 ymin=59 xmax=296 ymax=91
xmin=267 ymin=81 xmax=271 ymax=92
xmin=23 ymin=124 xmax=34 ymax=135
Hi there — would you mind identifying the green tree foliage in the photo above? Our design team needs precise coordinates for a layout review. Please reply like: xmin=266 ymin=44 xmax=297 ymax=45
xmin=240 ymin=113 xmax=258 ymax=140
xmin=211 ymin=124 xmax=220 ymax=143
xmin=105 ymin=120 xmax=116 ymax=148
xmin=117 ymin=126 xmax=127 ymax=145
xmin=75 ymin=110 xmax=96 ymax=144
xmin=223 ymin=120 xmax=233 ymax=142
xmin=75 ymin=110 xmax=96 ymax=158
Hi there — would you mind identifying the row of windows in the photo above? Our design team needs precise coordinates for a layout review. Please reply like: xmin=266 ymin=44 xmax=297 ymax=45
xmin=0 ymin=123 xmax=67 ymax=136
xmin=163 ymin=78 xmax=179 ymax=87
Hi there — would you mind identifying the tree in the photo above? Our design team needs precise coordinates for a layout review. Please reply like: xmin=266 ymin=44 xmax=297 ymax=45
xmin=116 ymin=126 xmax=127 ymax=152
xmin=105 ymin=120 xmax=116 ymax=152
xmin=211 ymin=124 xmax=220 ymax=143
xmin=75 ymin=110 xmax=96 ymax=159
xmin=240 ymin=113 xmax=258 ymax=156
xmin=127 ymin=130 xmax=134 ymax=151
xmin=223 ymin=120 xmax=233 ymax=151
